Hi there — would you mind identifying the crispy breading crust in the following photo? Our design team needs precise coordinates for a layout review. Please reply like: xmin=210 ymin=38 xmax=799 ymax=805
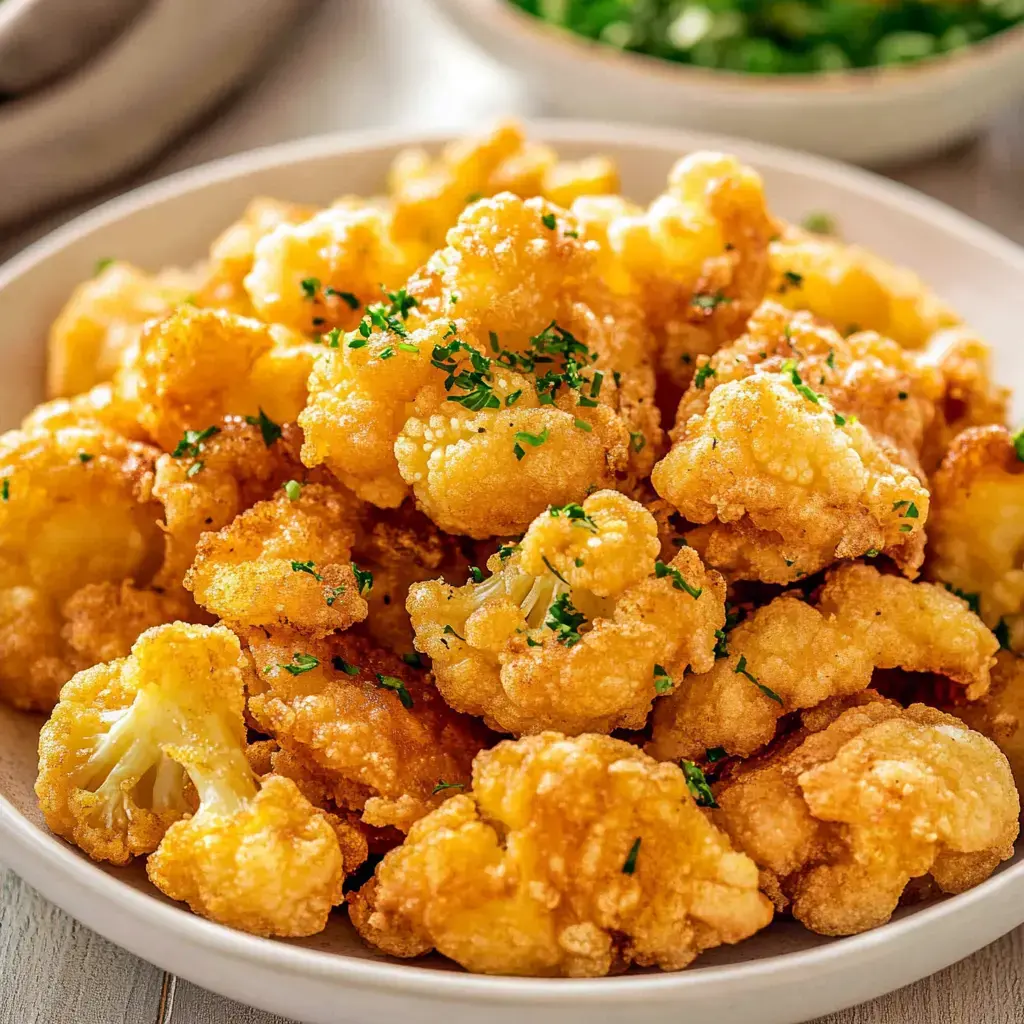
xmin=350 ymin=732 xmax=773 ymax=976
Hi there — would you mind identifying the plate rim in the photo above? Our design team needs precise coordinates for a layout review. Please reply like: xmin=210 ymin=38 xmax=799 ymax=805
xmin=1 ymin=118 xmax=1022 ymax=1004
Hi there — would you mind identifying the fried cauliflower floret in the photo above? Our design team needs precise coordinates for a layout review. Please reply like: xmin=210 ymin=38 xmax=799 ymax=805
xmin=246 ymin=630 xmax=489 ymax=831
xmin=47 ymin=260 xmax=199 ymax=397
xmin=0 ymin=425 xmax=164 ymax=710
xmin=194 ymin=197 xmax=318 ymax=315
xmin=302 ymin=197 xmax=657 ymax=530
xmin=653 ymin=372 xmax=929 ymax=584
xmin=186 ymin=483 xmax=367 ymax=637
xmin=920 ymin=328 xmax=1009 ymax=471
xmin=675 ymin=302 xmax=944 ymax=473
xmin=152 ymin=418 xmax=311 ymax=593
xmin=714 ymin=697 xmax=1019 ymax=936
xmin=649 ymin=562 xmax=998 ymax=761
xmin=244 ymin=204 xmax=420 ymax=335
xmin=388 ymin=120 xmax=618 ymax=250
xmin=147 ymin=772 xmax=344 ymax=938
xmin=605 ymin=152 xmax=775 ymax=390
xmin=23 ymin=382 xmax=148 ymax=442
xmin=927 ymin=426 xmax=1024 ymax=649
xmin=408 ymin=491 xmax=725 ymax=736
xmin=768 ymin=226 xmax=960 ymax=349
xmin=945 ymin=652 xmax=1024 ymax=790
xmin=134 ymin=306 xmax=318 ymax=450
xmin=349 ymin=732 xmax=773 ymax=975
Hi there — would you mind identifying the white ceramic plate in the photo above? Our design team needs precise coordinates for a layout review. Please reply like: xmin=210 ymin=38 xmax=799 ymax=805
xmin=0 ymin=122 xmax=1022 ymax=1024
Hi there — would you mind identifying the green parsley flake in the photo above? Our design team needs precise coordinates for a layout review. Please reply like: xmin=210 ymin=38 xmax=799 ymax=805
xmin=402 ymin=651 xmax=426 ymax=669
xmin=898 ymin=391 xmax=908 ymax=401
xmin=94 ymin=257 xmax=115 ymax=275
xmin=513 ymin=428 xmax=549 ymax=461
xmin=705 ymin=746 xmax=727 ymax=763
xmin=1 ymin=480 xmax=8 ymax=502
xmin=332 ymin=656 xmax=360 ymax=675
xmin=681 ymin=760 xmax=718 ymax=808
xmin=691 ymin=292 xmax=731 ymax=311
xmin=281 ymin=652 xmax=319 ymax=676
xmin=654 ymin=560 xmax=702 ymax=599
xmin=325 ymin=328 xmax=342 ymax=348
xmin=325 ymin=585 xmax=346 ymax=607
xmin=244 ymin=408 xmax=282 ymax=447
xmin=1012 ymin=427 xmax=1024 ymax=462
xmin=893 ymin=499 xmax=919 ymax=519
xmin=621 ymin=837 xmax=641 ymax=875
xmin=468 ymin=566 xmax=485 ymax=583
xmin=782 ymin=359 xmax=821 ymax=405
xmin=630 ymin=431 xmax=646 ymax=453
xmin=865 ymin=548 xmax=880 ymax=558
xmin=325 ymin=288 xmax=360 ymax=310
xmin=352 ymin=564 xmax=374 ymax=595
xmin=653 ymin=664 xmax=673 ymax=695
xmin=546 ymin=593 xmax=585 ymax=646
xmin=735 ymin=655 xmax=783 ymax=705
xmin=432 ymin=780 xmax=465 ymax=795
xmin=694 ymin=364 xmax=716 ymax=389
xmin=826 ymin=349 xmax=836 ymax=369
xmin=802 ymin=212 xmax=837 ymax=236
xmin=185 ymin=461 xmax=205 ymax=479
xmin=834 ymin=413 xmax=847 ymax=427
xmin=550 ymin=502 xmax=598 ymax=532
xmin=77 ymin=452 xmax=93 ymax=463
xmin=497 ymin=543 xmax=520 ymax=562
xmin=300 ymin=277 xmax=320 ymax=300
xmin=995 ymin=619 xmax=1012 ymax=651
xmin=290 ymin=560 xmax=322 ymax=582
xmin=505 ymin=389 xmax=523 ymax=407
xmin=443 ymin=624 xmax=466 ymax=641
xmin=541 ymin=554 xmax=570 ymax=585
xmin=172 ymin=425 xmax=221 ymax=460
xmin=376 ymin=673 xmax=414 ymax=708
xmin=283 ymin=479 xmax=302 ymax=501
xmin=541 ymin=212 xmax=557 ymax=230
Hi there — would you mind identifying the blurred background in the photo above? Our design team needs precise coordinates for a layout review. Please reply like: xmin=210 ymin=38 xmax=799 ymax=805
xmin=1 ymin=0 xmax=1022 ymax=258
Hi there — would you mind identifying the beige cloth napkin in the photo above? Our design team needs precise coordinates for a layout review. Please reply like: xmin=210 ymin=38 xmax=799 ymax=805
xmin=0 ymin=0 xmax=316 ymax=227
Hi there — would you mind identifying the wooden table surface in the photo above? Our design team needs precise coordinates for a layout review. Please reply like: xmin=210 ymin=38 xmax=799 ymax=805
xmin=1 ymin=2 xmax=1022 ymax=1021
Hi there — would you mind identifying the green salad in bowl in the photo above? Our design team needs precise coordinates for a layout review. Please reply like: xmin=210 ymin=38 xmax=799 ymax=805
xmin=506 ymin=0 xmax=1024 ymax=73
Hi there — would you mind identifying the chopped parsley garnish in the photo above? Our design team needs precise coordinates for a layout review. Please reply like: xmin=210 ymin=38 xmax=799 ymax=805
xmin=1 ymin=480 xmax=8 ymax=502
xmin=290 ymin=560 xmax=322 ymax=581
xmin=865 ymin=548 xmax=880 ymax=557
xmin=324 ymin=327 xmax=342 ymax=348
xmin=713 ymin=604 xmax=742 ymax=659
xmin=432 ymin=780 xmax=465 ymax=795
xmin=735 ymin=655 xmax=783 ymax=705
xmin=826 ymin=349 xmax=836 ymax=369
xmin=654 ymin=560 xmax=702 ymax=599
xmin=549 ymin=502 xmax=598 ymax=532
xmin=325 ymin=288 xmax=361 ymax=310
xmin=352 ymin=564 xmax=374 ymax=595
xmin=1012 ymin=427 xmax=1024 ymax=462
xmin=505 ymin=389 xmax=522 ymax=407
xmin=546 ymin=593 xmax=585 ymax=646
xmin=431 ymin=337 xmax=501 ymax=412
xmin=348 ymin=336 xmax=367 ymax=349
xmin=185 ymin=461 xmax=205 ymax=479
xmin=834 ymin=413 xmax=847 ymax=426
xmin=691 ymin=291 xmax=732 ymax=311
xmin=681 ymin=760 xmax=718 ymax=808
xmin=468 ymin=566 xmax=485 ymax=583
xmin=995 ymin=619 xmax=1012 ymax=651
xmin=443 ymin=624 xmax=466 ymax=641
xmin=541 ymin=555 xmax=569 ymax=585
xmin=706 ymin=746 xmax=727 ymax=763
xmin=172 ymin=425 xmax=221 ymax=459
xmin=244 ymin=408 xmax=282 ymax=447
xmin=574 ymin=418 xmax=592 ymax=432
xmin=653 ymin=664 xmax=673 ymax=695
xmin=380 ymin=347 xmax=395 ymax=360
xmin=898 ymin=391 xmax=908 ymax=401
xmin=325 ymin=585 xmax=346 ymax=607
xmin=332 ymin=656 xmax=361 ymax=675
xmin=300 ymin=277 xmax=320 ymax=300
xmin=621 ymin=837 xmax=641 ymax=875
xmin=497 ymin=542 xmax=520 ymax=562
xmin=782 ymin=359 xmax=821 ymax=405
xmin=541 ymin=212 xmax=557 ymax=230
xmin=513 ymin=428 xmax=549 ymax=460
xmin=630 ymin=431 xmax=646 ymax=453
xmin=94 ymin=257 xmax=115 ymax=275
xmin=402 ymin=651 xmax=426 ymax=669
xmin=376 ymin=673 xmax=414 ymax=708
xmin=944 ymin=583 xmax=981 ymax=615
xmin=450 ymin=293 xmax=459 ymax=305
xmin=398 ymin=341 xmax=419 ymax=354
xmin=693 ymin=364 xmax=716 ymax=389
xmin=385 ymin=286 xmax=418 ymax=320
xmin=280 ymin=653 xmax=319 ymax=676
xmin=779 ymin=270 xmax=805 ymax=293
xmin=893 ymin=499 xmax=919 ymax=519
xmin=564 ymin=229 xmax=579 ymax=239
xmin=590 ymin=371 xmax=604 ymax=398
xmin=283 ymin=479 xmax=302 ymax=501
xmin=802 ymin=212 xmax=836 ymax=236
xmin=77 ymin=452 xmax=94 ymax=463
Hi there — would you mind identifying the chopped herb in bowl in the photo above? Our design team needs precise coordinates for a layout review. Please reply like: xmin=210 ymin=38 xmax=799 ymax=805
xmin=506 ymin=0 xmax=1024 ymax=74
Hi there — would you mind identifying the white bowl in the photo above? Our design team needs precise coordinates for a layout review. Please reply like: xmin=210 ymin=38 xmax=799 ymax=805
xmin=432 ymin=0 xmax=1024 ymax=165
xmin=1 ymin=122 xmax=1023 ymax=1024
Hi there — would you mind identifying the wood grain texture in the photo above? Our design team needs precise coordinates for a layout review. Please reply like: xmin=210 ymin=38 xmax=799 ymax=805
xmin=0 ymin=869 xmax=165 ymax=1024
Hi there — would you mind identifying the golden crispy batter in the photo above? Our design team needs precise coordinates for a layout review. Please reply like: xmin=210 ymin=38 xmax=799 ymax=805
xmin=920 ymin=328 xmax=1009 ymax=472
xmin=388 ymin=120 xmax=618 ymax=250
xmin=186 ymin=484 xmax=367 ymax=637
xmin=245 ymin=629 xmax=491 ymax=831
xmin=944 ymin=652 xmax=1024 ymax=790
xmin=653 ymin=370 xmax=929 ymax=584
xmin=47 ymin=261 xmax=199 ymax=397
xmin=195 ymin=197 xmax=319 ymax=315
xmin=649 ymin=562 xmax=998 ymax=760
xmin=244 ymin=203 xmax=420 ymax=335
xmin=301 ymin=194 xmax=659 ymax=532
xmin=926 ymin=425 xmax=1024 ymax=650
xmin=23 ymin=382 xmax=149 ymax=442
xmin=133 ymin=306 xmax=318 ymax=451
xmin=0 ymin=425 xmax=165 ymax=710
xmin=768 ymin=225 xmax=961 ymax=349
xmin=598 ymin=152 xmax=775 ymax=390
xmin=714 ymin=696 xmax=1019 ymax=936
xmin=349 ymin=732 xmax=773 ymax=976
xmin=408 ymin=491 xmax=725 ymax=736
